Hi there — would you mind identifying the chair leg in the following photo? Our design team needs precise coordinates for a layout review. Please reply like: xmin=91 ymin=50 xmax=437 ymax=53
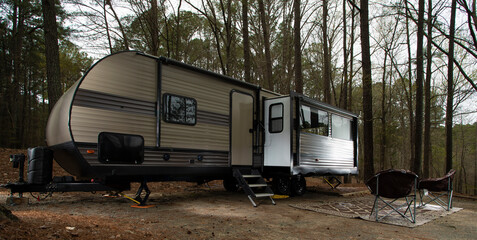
xmin=412 ymin=182 xmax=417 ymax=223
xmin=419 ymin=189 xmax=426 ymax=207
xmin=403 ymin=195 xmax=416 ymax=223
xmin=419 ymin=190 xmax=453 ymax=211
xmin=370 ymin=195 xmax=379 ymax=221
xmin=448 ymin=189 xmax=453 ymax=211
xmin=448 ymin=180 xmax=453 ymax=211
xmin=374 ymin=196 xmax=415 ymax=223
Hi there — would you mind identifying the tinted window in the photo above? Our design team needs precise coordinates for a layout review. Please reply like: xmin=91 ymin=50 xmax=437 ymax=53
xmin=163 ymin=94 xmax=197 ymax=125
xmin=269 ymin=103 xmax=283 ymax=133
xmin=300 ymin=105 xmax=328 ymax=136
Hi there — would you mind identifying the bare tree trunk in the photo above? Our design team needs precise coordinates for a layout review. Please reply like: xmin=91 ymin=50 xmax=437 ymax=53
xmin=413 ymin=0 xmax=425 ymax=175
xmin=348 ymin=3 xmax=356 ymax=111
xmin=423 ymin=0 xmax=433 ymax=178
xmin=103 ymin=0 xmax=113 ymax=53
xmin=242 ymin=0 xmax=251 ymax=83
xmin=294 ymin=0 xmax=303 ymax=93
xmin=459 ymin=122 xmax=468 ymax=194
xmin=280 ymin=1 xmax=292 ymax=93
xmin=186 ymin=0 xmax=226 ymax=74
xmin=258 ymin=0 xmax=273 ymax=90
xmin=446 ymin=0 xmax=457 ymax=173
xmin=218 ymin=0 xmax=233 ymax=75
xmin=107 ymin=0 xmax=129 ymax=50
xmin=175 ymin=0 xmax=182 ymax=59
xmin=380 ymin=53 xmax=388 ymax=171
xmin=405 ymin=0 xmax=415 ymax=169
xmin=42 ymin=0 xmax=62 ymax=112
xmin=161 ymin=1 xmax=171 ymax=57
xmin=341 ymin=0 xmax=348 ymax=109
xmin=343 ymin=1 xmax=350 ymax=182
xmin=150 ymin=0 xmax=159 ymax=55
xmin=360 ymin=0 xmax=375 ymax=181
xmin=474 ymin=122 xmax=477 ymax=195
xmin=323 ymin=0 xmax=331 ymax=104
xmin=11 ymin=1 xmax=24 ymax=147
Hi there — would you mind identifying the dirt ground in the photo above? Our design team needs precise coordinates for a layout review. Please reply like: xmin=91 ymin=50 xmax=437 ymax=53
xmin=1 ymin=148 xmax=476 ymax=240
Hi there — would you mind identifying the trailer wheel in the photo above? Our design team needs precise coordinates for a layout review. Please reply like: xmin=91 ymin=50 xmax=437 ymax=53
xmin=223 ymin=178 xmax=239 ymax=192
xmin=273 ymin=176 xmax=291 ymax=195
xmin=291 ymin=176 xmax=307 ymax=196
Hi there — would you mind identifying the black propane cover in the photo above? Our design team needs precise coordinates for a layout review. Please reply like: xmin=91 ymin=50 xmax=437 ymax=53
xmin=27 ymin=147 xmax=54 ymax=185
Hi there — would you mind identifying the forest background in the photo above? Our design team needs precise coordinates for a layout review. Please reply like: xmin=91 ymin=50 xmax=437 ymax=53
xmin=0 ymin=0 xmax=476 ymax=195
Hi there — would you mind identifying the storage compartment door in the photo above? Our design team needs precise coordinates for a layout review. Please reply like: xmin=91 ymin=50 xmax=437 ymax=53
xmin=264 ymin=97 xmax=291 ymax=167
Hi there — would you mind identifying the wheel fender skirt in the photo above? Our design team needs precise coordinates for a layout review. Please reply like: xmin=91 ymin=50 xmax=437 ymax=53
xmin=292 ymin=166 xmax=358 ymax=176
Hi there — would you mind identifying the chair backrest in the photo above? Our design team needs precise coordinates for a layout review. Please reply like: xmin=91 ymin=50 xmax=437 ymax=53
xmin=366 ymin=169 xmax=418 ymax=198
xmin=445 ymin=169 xmax=456 ymax=180
xmin=419 ymin=169 xmax=456 ymax=191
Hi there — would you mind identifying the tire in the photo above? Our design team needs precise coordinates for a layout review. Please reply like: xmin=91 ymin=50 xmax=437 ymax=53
xmin=273 ymin=176 xmax=291 ymax=195
xmin=291 ymin=176 xmax=307 ymax=196
xmin=223 ymin=178 xmax=239 ymax=192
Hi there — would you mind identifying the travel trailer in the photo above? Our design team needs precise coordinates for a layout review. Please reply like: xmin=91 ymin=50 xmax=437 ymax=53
xmin=6 ymin=51 xmax=358 ymax=207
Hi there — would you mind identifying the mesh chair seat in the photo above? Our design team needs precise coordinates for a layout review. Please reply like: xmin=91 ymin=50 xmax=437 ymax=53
xmin=366 ymin=169 xmax=418 ymax=223
xmin=418 ymin=169 xmax=455 ymax=210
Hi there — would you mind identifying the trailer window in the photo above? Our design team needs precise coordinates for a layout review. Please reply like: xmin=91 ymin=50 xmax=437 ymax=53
xmin=163 ymin=94 xmax=197 ymax=125
xmin=269 ymin=103 xmax=283 ymax=133
xmin=300 ymin=105 xmax=328 ymax=136
xmin=331 ymin=114 xmax=352 ymax=140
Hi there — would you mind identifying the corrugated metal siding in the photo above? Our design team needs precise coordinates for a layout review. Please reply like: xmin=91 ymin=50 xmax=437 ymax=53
xmin=299 ymin=133 xmax=354 ymax=168
xmin=160 ymin=64 xmax=255 ymax=151
xmin=161 ymin=65 xmax=254 ymax=115
xmin=70 ymin=52 xmax=158 ymax=147
xmin=260 ymin=89 xmax=281 ymax=99
xmin=71 ymin=106 xmax=156 ymax=146
xmin=46 ymin=81 xmax=79 ymax=146
xmin=160 ymin=122 xmax=229 ymax=150
xmin=78 ymin=52 xmax=157 ymax=102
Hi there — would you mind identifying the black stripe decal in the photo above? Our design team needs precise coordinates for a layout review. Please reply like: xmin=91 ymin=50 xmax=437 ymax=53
xmin=197 ymin=110 xmax=229 ymax=126
xmin=74 ymin=88 xmax=156 ymax=116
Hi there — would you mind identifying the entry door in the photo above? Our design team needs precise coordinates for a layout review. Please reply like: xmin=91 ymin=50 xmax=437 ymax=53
xmin=264 ymin=97 xmax=291 ymax=167
xmin=231 ymin=91 xmax=254 ymax=166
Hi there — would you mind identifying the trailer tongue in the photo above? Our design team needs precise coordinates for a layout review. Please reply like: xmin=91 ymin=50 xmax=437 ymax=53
xmin=2 ymin=147 xmax=130 ymax=205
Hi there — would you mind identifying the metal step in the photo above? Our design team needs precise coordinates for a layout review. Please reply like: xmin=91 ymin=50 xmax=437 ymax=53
xmin=233 ymin=168 xmax=275 ymax=207
xmin=242 ymin=174 xmax=261 ymax=178
xmin=248 ymin=183 xmax=268 ymax=187
xmin=254 ymin=193 xmax=274 ymax=198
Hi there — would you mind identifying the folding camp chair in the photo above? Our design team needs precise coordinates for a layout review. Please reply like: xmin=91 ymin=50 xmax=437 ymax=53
xmin=418 ymin=169 xmax=455 ymax=211
xmin=366 ymin=169 xmax=418 ymax=223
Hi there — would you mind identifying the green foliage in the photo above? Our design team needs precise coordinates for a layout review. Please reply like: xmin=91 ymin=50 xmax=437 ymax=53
xmin=0 ymin=0 xmax=92 ymax=148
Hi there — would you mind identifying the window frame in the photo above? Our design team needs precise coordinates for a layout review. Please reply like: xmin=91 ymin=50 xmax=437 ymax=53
xmin=269 ymin=103 xmax=284 ymax=133
xmin=162 ymin=93 xmax=197 ymax=126
xmin=331 ymin=114 xmax=353 ymax=141
xmin=299 ymin=105 xmax=329 ymax=137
